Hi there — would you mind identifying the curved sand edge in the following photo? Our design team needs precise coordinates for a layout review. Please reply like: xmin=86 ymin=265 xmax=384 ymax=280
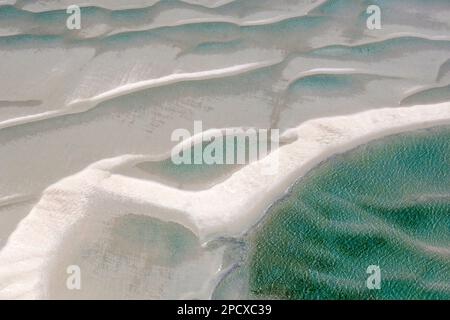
xmin=0 ymin=101 xmax=450 ymax=299
xmin=0 ymin=60 xmax=281 ymax=131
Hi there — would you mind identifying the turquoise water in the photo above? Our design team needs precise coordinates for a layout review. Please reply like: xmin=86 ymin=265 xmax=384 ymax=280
xmin=218 ymin=126 xmax=450 ymax=300
xmin=127 ymin=136 xmax=275 ymax=189
xmin=1 ymin=0 xmax=450 ymax=300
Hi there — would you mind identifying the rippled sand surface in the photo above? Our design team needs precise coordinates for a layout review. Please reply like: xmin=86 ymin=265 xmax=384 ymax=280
xmin=0 ymin=0 xmax=449 ymax=299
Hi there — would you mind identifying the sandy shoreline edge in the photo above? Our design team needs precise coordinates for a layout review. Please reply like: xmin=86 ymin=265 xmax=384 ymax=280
xmin=0 ymin=101 xmax=449 ymax=299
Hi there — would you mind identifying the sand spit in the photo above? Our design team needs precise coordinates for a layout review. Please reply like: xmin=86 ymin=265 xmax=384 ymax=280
xmin=0 ymin=60 xmax=282 ymax=130
xmin=0 ymin=102 xmax=449 ymax=299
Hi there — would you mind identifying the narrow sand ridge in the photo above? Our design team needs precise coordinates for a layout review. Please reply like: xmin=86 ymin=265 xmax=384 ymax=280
xmin=0 ymin=102 xmax=449 ymax=299
xmin=1 ymin=0 xmax=327 ymax=39
xmin=0 ymin=60 xmax=281 ymax=130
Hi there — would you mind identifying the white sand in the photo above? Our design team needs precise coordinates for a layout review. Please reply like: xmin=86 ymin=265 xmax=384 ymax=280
xmin=0 ymin=101 xmax=449 ymax=299
xmin=0 ymin=59 xmax=282 ymax=130
xmin=1 ymin=0 xmax=449 ymax=300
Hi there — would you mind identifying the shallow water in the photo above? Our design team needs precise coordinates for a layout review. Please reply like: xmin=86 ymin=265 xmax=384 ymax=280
xmin=217 ymin=126 xmax=450 ymax=299
xmin=1 ymin=0 xmax=449 ymax=299
xmin=48 ymin=214 xmax=225 ymax=299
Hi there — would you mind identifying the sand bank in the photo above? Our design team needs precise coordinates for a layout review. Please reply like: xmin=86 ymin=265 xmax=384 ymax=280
xmin=0 ymin=101 xmax=449 ymax=299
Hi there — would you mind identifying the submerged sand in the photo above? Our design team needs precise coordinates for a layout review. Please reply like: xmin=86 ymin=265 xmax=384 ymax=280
xmin=0 ymin=0 xmax=449 ymax=299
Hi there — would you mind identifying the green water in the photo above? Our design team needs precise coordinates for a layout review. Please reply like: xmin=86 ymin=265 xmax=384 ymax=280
xmin=243 ymin=126 xmax=450 ymax=300
xmin=132 ymin=136 xmax=273 ymax=189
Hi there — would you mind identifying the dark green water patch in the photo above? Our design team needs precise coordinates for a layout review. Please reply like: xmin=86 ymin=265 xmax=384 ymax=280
xmin=244 ymin=126 xmax=450 ymax=300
